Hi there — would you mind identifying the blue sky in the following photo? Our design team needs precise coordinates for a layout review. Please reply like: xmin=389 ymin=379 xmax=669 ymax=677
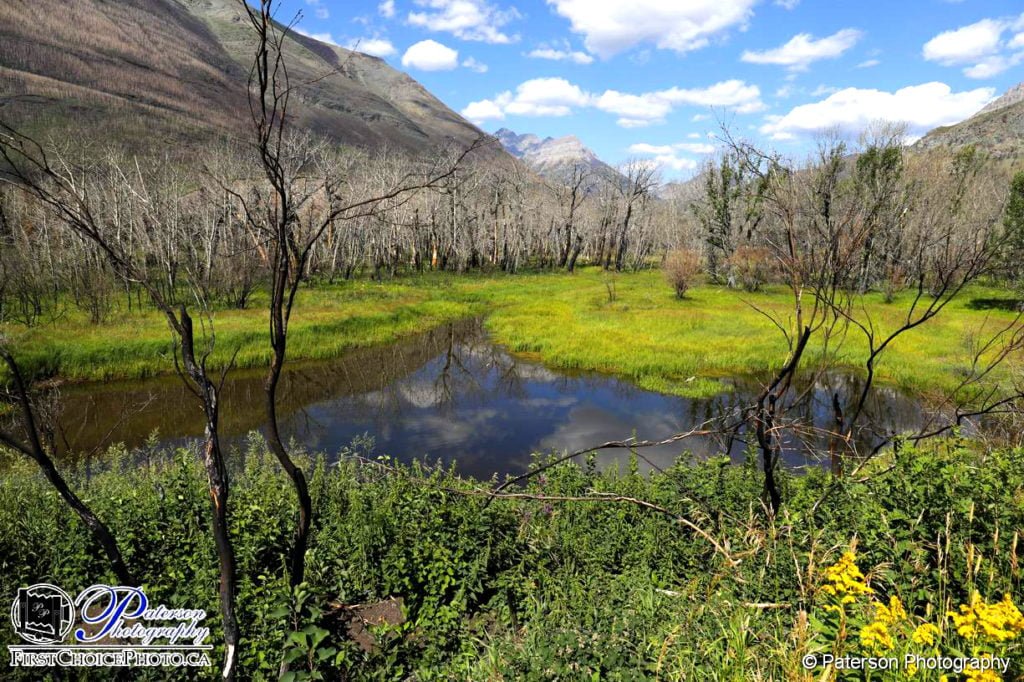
xmin=286 ymin=0 xmax=1024 ymax=176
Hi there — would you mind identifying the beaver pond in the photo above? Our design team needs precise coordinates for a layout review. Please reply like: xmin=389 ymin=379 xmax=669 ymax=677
xmin=25 ymin=319 xmax=933 ymax=478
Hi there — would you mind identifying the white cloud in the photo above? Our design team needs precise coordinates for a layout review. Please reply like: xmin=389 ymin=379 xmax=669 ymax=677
xmin=651 ymin=155 xmax=699 ymax=172
xmin=856 ymin=59 xmax=880 ymax=68
xmin=741 ymin=28 xmax=863 ymax=70
xmin=923 ymin=18 xmax=1005 ymax=64
xmin=628 ymin=141 xmax=715 ymax=155
xmin=379 ymin=0 xmax=396 ymax=18
xmin=504 ymin=78 xmax=590 ymax=116
xmin=527 ymin=47 xmax=594 ymax=64
xmin=760 ymin=82 xmax=996 ymax=140
xmin=923 ymin=14 xmax=1024 ymax=79
xmin=774 ymin=0 xmax=799 ymax=8
xmin=408 ymin=0 xmax=519 ymax=44
xmin=462 ymin=99 xmax=505 ymax=122
xmin=963 ymin=53 xmax=1024 ymax=79
xmin=462 ymin=57 xmax=489 ymax=73
xmin=546 ymin=0 xmax=758 ymax=58
xmin=629 ymin=143 xmax=674 ymax=155
xmin=595 ymin=91 xmax=673 ymax=120
xmin=686 ymin=132 xmax=701 ymax=139
xmin=295 ymin=28 xmax=340 ymax=46
xmin=617 ymin=118 xmax=656 ymax=128
xmin=462 ymin=77 xmax=590 ymax=122
xmin=658 ymin=80 xmax=765 ymax=111
xmin=401 ymin=39 xmax=459 ymax=70
xmin=345 ymin=37 xmax=397 ymax=57
xmin=462 ymin=78 xmax=763 ymax=127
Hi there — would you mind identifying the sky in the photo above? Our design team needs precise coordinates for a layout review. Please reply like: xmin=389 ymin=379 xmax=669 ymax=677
xmin=284 ymin=0 xmax=1024 ymax=177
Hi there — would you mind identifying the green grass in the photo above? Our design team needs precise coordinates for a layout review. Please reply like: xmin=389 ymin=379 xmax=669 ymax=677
xmin=3 ymin=268 xmax=1020 ymax=398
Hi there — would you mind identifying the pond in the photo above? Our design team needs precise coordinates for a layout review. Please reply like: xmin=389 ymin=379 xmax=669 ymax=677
xmin=29 ymin=319 xmax=930 ymax=479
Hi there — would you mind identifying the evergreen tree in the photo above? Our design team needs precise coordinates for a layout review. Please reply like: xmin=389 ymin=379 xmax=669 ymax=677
xmin=1004 ymin=171 xmax=1024 ymax=288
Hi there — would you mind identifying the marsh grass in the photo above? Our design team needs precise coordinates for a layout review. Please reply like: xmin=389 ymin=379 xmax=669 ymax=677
xmin=3 ymin=269 xmax=1019 ymax=399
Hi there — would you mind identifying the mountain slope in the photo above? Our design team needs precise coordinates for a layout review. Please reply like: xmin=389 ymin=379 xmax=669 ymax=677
xmin=915 ymin=82 xmax=1024 ymax=159
xmin=0 ymin=0 xmax=487 ymax=155
xmin=495 ymin=127 xmax=623 ymax=184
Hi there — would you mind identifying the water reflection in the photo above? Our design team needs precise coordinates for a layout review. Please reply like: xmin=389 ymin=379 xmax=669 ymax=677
xmin=34 ymin=319 xmax=929 ymax=478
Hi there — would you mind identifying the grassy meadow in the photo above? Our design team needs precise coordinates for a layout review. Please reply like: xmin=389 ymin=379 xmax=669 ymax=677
xmin=3 ymin=268 xmax=1020 ymax=399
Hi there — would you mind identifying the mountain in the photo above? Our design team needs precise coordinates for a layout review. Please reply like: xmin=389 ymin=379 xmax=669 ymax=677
xmin=494 ymin=127 xmax=623 ymax=184
xmin=0 ymin=0 xmax=490 ymax=157
xmin=915 ymin=81 xmax=1024 ymax=159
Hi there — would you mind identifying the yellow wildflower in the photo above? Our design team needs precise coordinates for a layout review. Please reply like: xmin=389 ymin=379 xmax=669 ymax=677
xmin=873 ymin=596 xmax=907 ymax=625
xmin=963 ymin=666 xmax=1001 ymax=682
xmin=911 ymin=623 xmax=940 ymax=647
xmin=906 ymin=661 xmax=918 ymax=677
xmin=859 ymin=621 xmax=894 ymax=652
xmin=822 ymin=552 xmax=873 ymax=599
xmin=948 ymin=592 xmax=1024 ymax=642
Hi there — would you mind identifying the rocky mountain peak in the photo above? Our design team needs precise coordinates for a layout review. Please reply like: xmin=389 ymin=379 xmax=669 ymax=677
xmin=977 ymin=81 xmax=1024 ymax=116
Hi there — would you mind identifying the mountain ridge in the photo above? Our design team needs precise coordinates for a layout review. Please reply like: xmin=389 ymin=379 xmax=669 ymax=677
xmin=0 ymin=0 xmax=491 ymax=157
xmin=915 ymin=81 xmax=1024 ymax=159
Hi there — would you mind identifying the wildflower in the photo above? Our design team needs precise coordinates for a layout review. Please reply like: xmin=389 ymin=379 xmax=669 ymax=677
xmin=963 ymin=665 xmax=1001 ymax=682
xmin=821 ymin=552 xmax=873 ymax=598
xmin=859 ymin=621 xmax=894 ymax=652
xmin=873 ymin=595 xmax=907 ymax=625
xmin=948 ymin=592 xmax=1024 ymax=642
xmin=911 ymin=623 xmax=940 ymax=647
xmin=906 ymin=661 xmax=918 ymax=676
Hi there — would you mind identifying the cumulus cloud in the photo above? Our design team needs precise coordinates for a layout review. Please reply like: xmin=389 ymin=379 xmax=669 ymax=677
xmin=379 ymin=0 xmax=396 ymax=18
xmin=649 ymin=155 xmax=699 ymax=172
xmin=527 ymin=45 xmax=594 ymax=64
xmin=401 ymin=39 xmax=459 ymax=70
xmin=628 ymin=141 xmax=716 ymax=154
xmin=741 ymin=28 xmax=863 ymax=70
xmin=628 ymin=146 xmax=703 ymax=172
xmin=408 ymin=0 xmax=520 ymax=44
xmin=345 ymin=37 xmax=397 ymax=57
xmin=462 ymin=99 xmax=505 ymax=122
xmin=460 ymin=77 xmax=764 ymax=126
xmin=923 ymin=14 xmax=1024 ymax=78
xmin=546 ymin=0 xmax=758 ymax=58
xmin=760 ymin=82 xmax=996 ymax=140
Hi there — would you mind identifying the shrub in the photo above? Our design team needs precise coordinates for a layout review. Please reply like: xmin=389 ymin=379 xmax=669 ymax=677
xmin=725 ymin=245 xmax=775 ymax=292
xmin=663 ymin=248 xmax=702 ymax=298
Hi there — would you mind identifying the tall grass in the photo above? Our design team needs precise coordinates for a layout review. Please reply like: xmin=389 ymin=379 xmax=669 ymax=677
xmin=3 ymin=269 xmax=1019 ymax=399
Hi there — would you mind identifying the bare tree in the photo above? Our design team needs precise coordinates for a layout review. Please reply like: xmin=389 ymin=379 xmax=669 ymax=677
xmin=232 ymin=0 xmax=487 ymax=595
xmin=0 ymin=344 xmax=134 ymax=585
xmin=0 ymin=130 xmax=241 ymax=680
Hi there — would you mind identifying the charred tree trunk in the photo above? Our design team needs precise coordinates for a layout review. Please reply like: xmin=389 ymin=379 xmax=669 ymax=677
xmin=0 ymin=348 xmax=134 ymax=586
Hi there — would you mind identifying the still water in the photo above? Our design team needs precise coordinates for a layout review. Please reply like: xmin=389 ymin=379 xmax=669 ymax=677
xmin=40 ymin=319 xmax=927 ymax=478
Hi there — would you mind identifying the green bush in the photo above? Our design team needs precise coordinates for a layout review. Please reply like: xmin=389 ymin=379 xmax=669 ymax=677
xmin=0 ymin=438 xmax=1021 ymax=679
